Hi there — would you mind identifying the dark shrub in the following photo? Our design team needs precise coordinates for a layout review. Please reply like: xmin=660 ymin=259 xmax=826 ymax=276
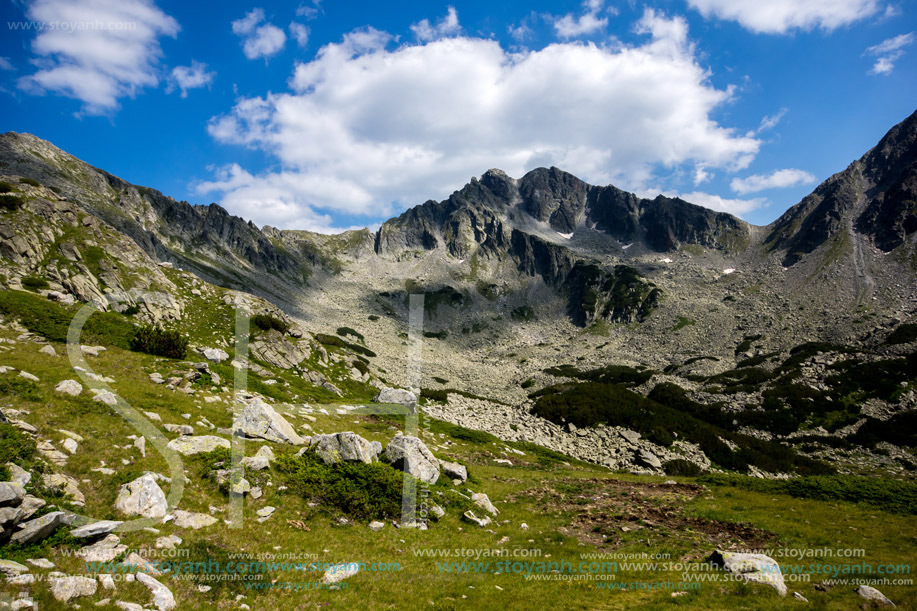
xmin=336 ymin=326 xmax=364 ymax=342
xmin=129 ymin=324 xmax=188 ymax=359
xmin=0 ymin=195 xmax=23 ymax=211
xmin=663 ymin=459 xmax=704 ymax=477
xmin=251 ymin=313 xmax=289 ymax=333
xmin=21 ymin=276 xmax=49 ymax=290
xmin=19 ymin=178 xmax=41 ymax=187
xmin=0 ymin=181 xmax=14 ymax=193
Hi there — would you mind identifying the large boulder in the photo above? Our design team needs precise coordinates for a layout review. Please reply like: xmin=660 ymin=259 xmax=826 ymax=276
xmin=233 ymin=398 xmax=304 ymax=444
xmin=54 ymin=379 xmax=83 ymax=396
xmin=708 ymin=550 xmax=787 ymax=596
xmin=383 ymin=434 xmax=440 ymax=484
xmin=310 ymin=432 xmax=376 ymax=465
xmin=250 ymin=331 xmax=310 ymax=369
xmin=856 ymin=585 xmax=895 ymax=606
xmin=70 ymin=520 xmax=123 ymax=538
xmin=115 ymin=474 xmax=168 ymax=518
xmin=171 ymin=510 xmax=217 ymax=530
xmin=10 ymin=511 xmax=65 ymax=545
xmin=442 ymin=461 xmax=467 ymax=482
xmin=166 ymin=435 xmax=229 ymax=456
xmin=373 ymin=387 xmax=417 ymax=411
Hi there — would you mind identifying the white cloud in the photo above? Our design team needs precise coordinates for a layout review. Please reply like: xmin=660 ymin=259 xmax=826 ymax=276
xmin=167 ymin=60 xmax=215 ymax=97
xmin=757 ymin=108 xmax=787 ymax=133
xmin=508 ymin=23 xmax=532 ymax=42
xmin=553 ymin=0 xmax=610 ymax=38
xmin=203 ymin=10 xmax=760 ymax=229
xmin=865 ymin=32 xmax=913 ymax=75
xmin=290 ymin=22 xmax=309 ymax=47
xmin=687 ymin=0 xmax=881 ymax=34
xmin=410 ymin=7 xmax=461 ymax=42
xmin=16 ymin=0 xmax=178 ymax=114
xmin=232 ymin=8 xmax=287 ymax=60
xmin=0 ymin=57 xmax=14 ymax=71
xmin=678 ymin=191 xmax=766 ymax=217
xmin=296 ymin=0 xmax=322 ymax=20
xmin=730 ymin=168 xmax=816 ymax=194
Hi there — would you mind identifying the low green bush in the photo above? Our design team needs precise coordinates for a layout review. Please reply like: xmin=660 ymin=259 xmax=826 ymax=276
xmin=251 ymin=313 xmax=290 ymax=333
xmin=0 ymin=181 xmax=14 ymax=193
xmin=0 ymin=423 xmax=37 ymax=468
xmin=21 ymin=276 xmax=49 ymax=290
xmin=0 ymin=194 xmax=23 ymax=211
xmin=663 ymin=459 xmax=704 ymax=477
xmin=129 ymin=324 xmax=189 ymax=359
xmin=276 ymin=451 xmax=406 ymax=519
xmin=19 ymin=178 xmax=41 ymax=187
xmin=885 ymin=323 xmax=917 ymax=345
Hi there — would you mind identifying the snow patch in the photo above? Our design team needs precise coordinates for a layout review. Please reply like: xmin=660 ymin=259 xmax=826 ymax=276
xmin=558 ymin=232 xmax=574 ymax=239
xmin=660 ymin=257 xmax=673 ymax=263
xmin=622 ymin=243 xmax=633 ymax=250
xmin=723 ymin=268 xmax=736 ymax=275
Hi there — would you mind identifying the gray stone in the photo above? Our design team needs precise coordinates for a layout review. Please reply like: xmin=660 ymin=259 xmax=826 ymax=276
xmin=369 ymin=520 xmax=384 ymax=531
xmin=233 ymin=398 xmax=304 ymax=444
xmin=6 ymin=463 xmax=31 ymax=487
xmin=70 ymin=520 xmax=123 ymax=538
xmin=0 ymin=559 xmax=29 ymax=576
xmin=0 ymin=481 xmax=25 ymax=506
xmin=171 ymin=510 xmax=217 ymax=530
xmin=384 ymin=435 xmax=440 ymax=484
xmin=321 ymin=562 xmax=360 ymax=585
xmin=441 ymin=461 xmax=467 ymax=482
xmin=10 ymin=511 xmax=65 ymax=545
xmin=310 ymin=432 xmax=376 ymax=464
xmin=373 ymin=387 xmax=417 ymax=410
xmin=39 ymin=344 xmax=57 ymax=357
xmin=856 ymin=585 xmax=895 ymax=606
xmin=77 ymin=534 xmax=127 ymax=562
xmin=708 ymin=550 xmax=786 ymax=596
xmin=471 ymin=492 xmax=499 ymax=516
xmin=137 ymin=572 xmax=176 ymax=610
xmin=41 ymin=473 xmax=85 ymax=505
xmin=54 ymin=379 xmax=82 ymax=396
xmin=635 ymin=448 xmax=662 ymax=470
xmin=166 ymin=435 xmax=229 ymax=456
xmin=115 ymin=474 xmax=168 ymax=518
xmin=50 ymin=575 xmax=97 ymax=602
xmin=202 ymin=347 xmax=228 ymax=363
xmin=163 ymin=423 xmax=194 ymax=435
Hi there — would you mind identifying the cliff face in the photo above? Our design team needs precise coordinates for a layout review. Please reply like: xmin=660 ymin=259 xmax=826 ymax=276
xmin=767 ymin=109 xmax=917 ymax=266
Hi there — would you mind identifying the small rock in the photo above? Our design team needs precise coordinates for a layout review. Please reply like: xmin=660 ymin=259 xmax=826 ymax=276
xmin=137 ymin=572 xmax=177 ymax=610
xmin=369 ymin=521 xmax=385 ymax=531
xmin=18 ymin=371 xmax=39 ymax=382
xmin=39 ymin=345 xmax=57 ymax=357
xmin=166 ymin=435 xmax=229 ymax=456
xmin=321 ymin=562 xmax=360 ymax=585
xmin=171 ymin=510 xmax=217 ymax=530
xmin=70 ymin=520 xmax=123 ymax=538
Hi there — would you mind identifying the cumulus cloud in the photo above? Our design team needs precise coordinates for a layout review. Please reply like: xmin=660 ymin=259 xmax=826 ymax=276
xmin=232 ymin=8 xmax=286 ymax=60
xmin=678 ymin=191 xmax=766 ymax=217
xmin=730 ymin=168 xmax=816 ymax=194
xmin=865 ymin=32 xmax=913 ymax=75
xmin=167 ymin=60 xmax=215 ymax=97
xmin=290 ymin=22 xmax=309 ymax=47
xmin=687 ymin=0 xmax=881 ymax=34
xmin=553 ymin=0 xmax=611 ymax=38
xmin=296 ymin=0 xmax=322 ymax=21
xmin=410 ymin=7 xmax=461 ymax=42
xmin=16 ymin=0 xmax=178 ymax=114
xmin=202 ymin=9 xmax=760 ymax=230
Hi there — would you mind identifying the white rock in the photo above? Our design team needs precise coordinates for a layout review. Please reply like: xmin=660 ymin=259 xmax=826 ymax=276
xmin=18 ymin=371 xmax=39 ymax=382
xmin=137 ymin=572 xmax=177 ymax=610
xmin=50 ymin=575 xmax=97 ymax=602
xmin=321 ymin=562 xmax=360 ymax=585
xmin=233 ymin=398 xmax=304 ymax=444
xmin=171 ymin=510 xmax=217 ymax=530
xmin=114 ymin=474 xmax=168 ymax=518
xmin=166 ymin=435 xmax=229 ymax=456
xmin=39 ymin=345 xmax=57 ymax=357
xmin=202 ymin=348 xmax=229 ymax=363
xmin=62 ymin=438 xmax=78 ymax=454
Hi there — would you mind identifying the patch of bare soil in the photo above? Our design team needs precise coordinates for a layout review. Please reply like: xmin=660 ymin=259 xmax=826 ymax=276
xmin=511 ymin=477 xmax=778 ymax=553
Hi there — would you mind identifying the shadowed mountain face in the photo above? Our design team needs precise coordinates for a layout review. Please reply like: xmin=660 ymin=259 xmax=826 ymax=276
xmin=766 ymin=110 xmax=917 ymax=266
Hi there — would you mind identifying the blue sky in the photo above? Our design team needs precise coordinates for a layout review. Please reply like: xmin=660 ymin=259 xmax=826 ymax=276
xmin=0 ymin=0 xmax=915 ymax=232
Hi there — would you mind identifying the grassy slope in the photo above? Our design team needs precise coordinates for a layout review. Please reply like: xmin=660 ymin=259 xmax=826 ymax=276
xmin=0 ymin=323 xmax=914 ymax=610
